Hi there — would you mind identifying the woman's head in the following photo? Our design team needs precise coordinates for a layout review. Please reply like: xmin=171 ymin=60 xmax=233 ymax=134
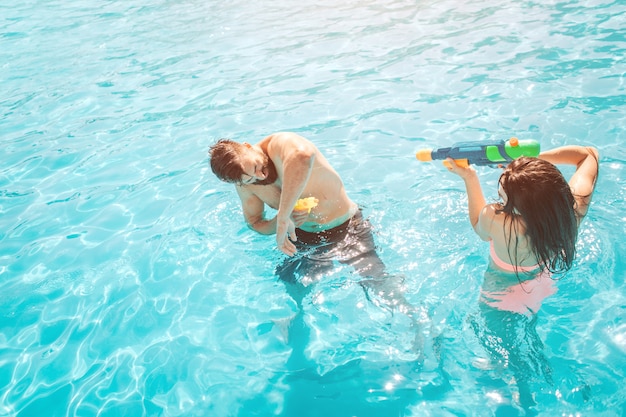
xmin=498 ymin=157 xmax=578 ymax=274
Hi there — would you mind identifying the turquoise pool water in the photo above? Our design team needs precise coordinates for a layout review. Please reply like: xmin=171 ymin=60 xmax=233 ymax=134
xmin=1 ymin=0 xmax=625 ymax=416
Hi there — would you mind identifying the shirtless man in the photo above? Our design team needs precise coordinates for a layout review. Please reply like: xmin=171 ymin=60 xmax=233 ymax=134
xmin=209 ymin=132 xmax=424 ymax=356
xmin=210 ymin=132 xmax=362 ymax=252
xmin=209 ymin=132 xmax=397 ymax=283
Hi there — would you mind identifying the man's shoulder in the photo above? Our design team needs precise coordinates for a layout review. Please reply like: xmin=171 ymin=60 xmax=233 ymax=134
xmin=263 ymin=132 xmax=316 ymax=158
xmin=262 ymin=132 xmax=304 ymax=144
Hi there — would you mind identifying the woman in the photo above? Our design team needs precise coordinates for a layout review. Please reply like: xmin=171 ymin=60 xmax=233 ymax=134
xmin=447 ymin=145 xmax=599 ymax=283
xmin=449 ymin=144 xmax=599 ymax=413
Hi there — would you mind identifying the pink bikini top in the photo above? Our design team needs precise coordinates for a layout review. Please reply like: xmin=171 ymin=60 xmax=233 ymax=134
xmin=489 ymin=240 xmax=541 ymax=273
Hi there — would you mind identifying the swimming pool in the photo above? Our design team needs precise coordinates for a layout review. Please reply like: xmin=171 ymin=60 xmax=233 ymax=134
xmin=1 ymin=0 xmax=625 ymax=416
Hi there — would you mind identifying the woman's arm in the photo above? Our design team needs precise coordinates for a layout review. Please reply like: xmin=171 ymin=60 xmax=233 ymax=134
xmin=539 ymin=146 xmax=599 ymax=219
xmin=445 ymin=159 xmax=491 ymax=241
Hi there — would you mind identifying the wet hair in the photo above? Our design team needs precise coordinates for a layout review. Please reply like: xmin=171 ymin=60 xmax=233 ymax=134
xmin=208 ymin=138 xmax=246 ymax=183
xmin=497 ymin=157 xmax=578 ymax=275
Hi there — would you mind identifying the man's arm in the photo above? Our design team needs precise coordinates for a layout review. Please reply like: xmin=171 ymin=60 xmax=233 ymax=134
xmin=269 ymin=133 xmax=317 ymax=256
xmin=236 ymin=185 xmax=276 ymax=235
xmin=272 ymin=134 xmax=316 ymax=219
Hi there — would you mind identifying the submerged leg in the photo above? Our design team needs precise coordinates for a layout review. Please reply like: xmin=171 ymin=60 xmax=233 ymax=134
xmin=334 ymin=213 xmax=427 ymax=358
xmin=470 ymin=304 xmax=553 ymax=415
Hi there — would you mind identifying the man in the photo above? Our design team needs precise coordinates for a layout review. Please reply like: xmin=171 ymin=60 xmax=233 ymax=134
xmin=209 ymin=132 xmax=425 ymax=360
xmin=208 ymin=131 xmax=387 ymax=283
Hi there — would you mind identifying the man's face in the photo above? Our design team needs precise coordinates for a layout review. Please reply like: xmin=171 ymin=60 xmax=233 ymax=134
xmin=239 ymin=146 xmax=278 ymax=186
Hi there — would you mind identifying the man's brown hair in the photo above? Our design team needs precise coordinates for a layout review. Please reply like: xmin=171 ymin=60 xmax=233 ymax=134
xmin=208 ymin=139 xmax=245 ymax=183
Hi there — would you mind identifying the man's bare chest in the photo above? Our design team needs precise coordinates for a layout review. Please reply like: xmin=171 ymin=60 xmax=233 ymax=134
xmin=249 ymin=184 xmax=282 ymax=209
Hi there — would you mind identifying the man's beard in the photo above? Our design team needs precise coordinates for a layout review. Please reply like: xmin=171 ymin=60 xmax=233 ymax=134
xmin=253 ymin=156 xmax=278 ymax=185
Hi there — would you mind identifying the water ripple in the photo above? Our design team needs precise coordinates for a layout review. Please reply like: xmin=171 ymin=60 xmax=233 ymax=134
xmin=1 ymin=0 xmax=625 ymax=416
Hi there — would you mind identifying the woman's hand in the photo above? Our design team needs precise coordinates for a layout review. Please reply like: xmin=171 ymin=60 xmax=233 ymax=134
xmin=444 ymin=158 xmax=477 ymax=180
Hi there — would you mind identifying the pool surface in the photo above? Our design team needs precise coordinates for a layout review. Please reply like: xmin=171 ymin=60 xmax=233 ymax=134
xmin=1 ymin=0 xmax=625 ymax=416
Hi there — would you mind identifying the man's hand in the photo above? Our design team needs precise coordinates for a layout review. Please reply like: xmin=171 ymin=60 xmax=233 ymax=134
xmin=291 ymin=207 xmax=310 ymax=228
xmin=276 ymin=217 xmax=298 ymax=256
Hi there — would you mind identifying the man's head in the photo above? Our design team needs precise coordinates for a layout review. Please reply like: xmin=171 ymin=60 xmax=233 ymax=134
xmin=209 ymin=139 xmax=278 ymax=185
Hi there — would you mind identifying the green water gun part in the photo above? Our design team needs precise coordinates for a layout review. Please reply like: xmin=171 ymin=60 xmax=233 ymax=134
xmin=416 ymin=137 xmax=541 ymax=168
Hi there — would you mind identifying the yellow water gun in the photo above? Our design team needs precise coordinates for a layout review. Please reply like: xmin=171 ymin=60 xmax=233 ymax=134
xmin=294 ymin=197 xmax=318 ymax=213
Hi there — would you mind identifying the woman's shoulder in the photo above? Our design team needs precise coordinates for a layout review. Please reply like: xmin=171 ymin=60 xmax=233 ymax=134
xmin=474 ymin=203 xmax=503 ymax=241
xmin=479 ymin=203 xmax=504 ymax=227
xmin=479 ymin=204 xmax=527 ymax=240
xmin=481 ymin=203 xmax=501 ymax=216
xmin=482 ymin=207 xmax=537 ymax=268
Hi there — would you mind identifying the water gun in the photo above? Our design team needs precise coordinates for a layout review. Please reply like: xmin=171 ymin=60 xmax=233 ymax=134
xmin=415 ymin=137 xmax=540 ymax=168
xmin=294 ymin=197 xmax=318 ymax=213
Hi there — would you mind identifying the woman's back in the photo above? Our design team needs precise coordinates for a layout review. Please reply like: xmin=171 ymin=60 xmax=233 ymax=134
xmin=449 ymin=145 xmax=599 ymax=275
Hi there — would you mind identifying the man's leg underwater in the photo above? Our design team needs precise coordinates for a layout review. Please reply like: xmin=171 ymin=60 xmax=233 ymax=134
xmin=336 ymin=212 xmax=428 ymax=357
xmin=274 ymin=247 xmax=336 ymax=370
